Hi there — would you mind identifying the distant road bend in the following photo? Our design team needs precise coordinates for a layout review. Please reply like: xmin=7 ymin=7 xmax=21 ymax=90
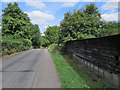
xmin=2 ymin=49 xmax=61 ymax=88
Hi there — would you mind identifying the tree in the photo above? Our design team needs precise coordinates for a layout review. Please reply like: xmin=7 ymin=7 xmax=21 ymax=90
xmin=44 ymin=26 xmax=60 ymax=45
xmin=0 ymin=16 xmax=1 ymax=27
xmin=0 ymin=16 xmax=2 ymax=47
xmin=2 ymin=2 xmax=31 ymax=39
xmin=29 ymin=24 xmax=41 ymax=48
xmin=1 ymin=2 xmax=43 ymax=55
xmin=60 ymin=3 xmax=104 ymax=43
xmin=41 ymin=36 xmax=50 ymax=47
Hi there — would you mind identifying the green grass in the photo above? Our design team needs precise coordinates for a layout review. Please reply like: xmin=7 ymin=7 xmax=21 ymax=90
xmin=49 ymin=49 xmax=110 ymax=88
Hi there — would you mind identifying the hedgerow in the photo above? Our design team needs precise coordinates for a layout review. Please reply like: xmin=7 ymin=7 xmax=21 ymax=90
xmin=2 ymin=36 xmax=32 ymax=55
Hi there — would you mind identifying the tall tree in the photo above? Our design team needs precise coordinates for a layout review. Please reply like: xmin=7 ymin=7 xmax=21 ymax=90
xmin=2 ymin=2 xmax=42 ymax=49
xmin=2 ymin=2 xmax=31 ymax=39
xmin=60 ymin=3 xmax=104 ymax=43
xmin=29 ymin=24 xmax=41 ymax=48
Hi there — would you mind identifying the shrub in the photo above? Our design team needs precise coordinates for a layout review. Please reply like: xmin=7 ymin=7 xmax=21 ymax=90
xmin=2 ymin=36 xmax=32 ymax=55
xmin=48 ymin=44 xmax=59 ymax=53
xmin=48 ymin=43 xmax=67 ymax=53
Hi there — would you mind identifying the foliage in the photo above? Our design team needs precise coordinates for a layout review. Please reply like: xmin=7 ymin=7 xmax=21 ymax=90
xmin=2 ymin=2 xmax=31 ymax=39
xmin=100 ymin=21 xmax=120 ymax=36
xmin=0 ymin=16 xmax=2 ymax=56
xmin=59 ymin=4 xmax=101 ymax=43
xmin=59 ymin=3 xmax=120 ymax=44
xmin=2 ymin=2 xmax=41 ymax=55
xmin=44 ymin=26 xmax=60 ymax=45
xmin=29 ymin=24 xmax=41 ymax=48
xmin=48 ymin=44 xmax=59 ymax=53
xmin=2 ymin=36 xmax=32 ymax=55
xmin=41 ymin=36 xmax=50 ymax=47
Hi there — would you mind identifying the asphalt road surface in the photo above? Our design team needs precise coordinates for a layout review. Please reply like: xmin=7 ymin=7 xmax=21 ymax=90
xmin=2 ymin=49 xmax=61 ymax=88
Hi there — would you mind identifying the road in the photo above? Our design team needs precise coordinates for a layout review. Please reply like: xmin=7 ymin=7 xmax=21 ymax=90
xmin=2 ymin=49 xmax=61 ymax=88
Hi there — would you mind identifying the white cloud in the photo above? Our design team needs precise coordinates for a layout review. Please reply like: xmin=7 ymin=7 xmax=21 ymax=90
xmin=61 ymin=2 xmax=78 ymax=7
xmin=101 ymin=0 xmax=119 ymax=11
xmin=61 ymin=0 xmax=80 ymax=7
xmin=101 ymin=12 xmax=118 ymax=21
xmin=50 ymin=0 xmax=95 ymax=2
xmin=2 ymin=0 xmax=43 ymax=2
xmin=100 ymin=0 xmax=119 ymax=22
xmin=61 ymin=0 xmax=95 ymax=7
xmin=26 ymin=11 xmax=55 ymax=25
xmin=26 ymin=2 xmax=46 ymax=9
xmin=2 ymin=0 xmax=116 ymax=2
xmin=2 ymin=0 xmax=25 ymax=2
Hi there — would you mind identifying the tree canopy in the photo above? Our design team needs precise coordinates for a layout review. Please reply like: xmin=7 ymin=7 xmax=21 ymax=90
xmin=2 ymin=2 xmax=41 ymax=48
xmin=41 ymin=26 xmax=60 ymax=47
xmin=2 ymin=2 xmax=42 ymax=55
xmin=44 ymin=26 xmax=60 ymax=44
xmin=59 ymin=3 xmax=120 ymax=43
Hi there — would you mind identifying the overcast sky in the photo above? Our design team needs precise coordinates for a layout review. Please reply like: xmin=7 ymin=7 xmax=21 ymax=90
xmin=1 ymin=0 xmax=119 ymax=35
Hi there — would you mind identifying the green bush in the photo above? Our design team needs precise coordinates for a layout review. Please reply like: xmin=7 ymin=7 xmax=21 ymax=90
xmin=48 ymin=43 xmax=66 ymax=53
xmin=2 ymin=36 xmax=32 ymax=55
xmin=48 ymin=44 xmax=59 ymax=53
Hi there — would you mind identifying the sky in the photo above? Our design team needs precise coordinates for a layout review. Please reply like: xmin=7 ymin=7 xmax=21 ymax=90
xmin=1 ymin=0 xmax=120 ymax=35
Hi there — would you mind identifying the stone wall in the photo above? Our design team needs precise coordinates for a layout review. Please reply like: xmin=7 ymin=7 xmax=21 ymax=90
xmin=66 ymin=34 xmax=120 ymax=88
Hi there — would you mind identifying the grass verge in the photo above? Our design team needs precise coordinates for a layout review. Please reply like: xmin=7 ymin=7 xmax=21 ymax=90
xmin=49 ymin=49 xmax=110 ymax=88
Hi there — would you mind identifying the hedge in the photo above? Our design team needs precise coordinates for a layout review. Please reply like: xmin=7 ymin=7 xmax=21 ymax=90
xmin=2 ymin=36 xmax=32 ymax=55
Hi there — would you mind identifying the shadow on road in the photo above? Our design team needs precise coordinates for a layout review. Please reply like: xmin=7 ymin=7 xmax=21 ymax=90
xmin=0 ymin=70 xmax=34 ymax=72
